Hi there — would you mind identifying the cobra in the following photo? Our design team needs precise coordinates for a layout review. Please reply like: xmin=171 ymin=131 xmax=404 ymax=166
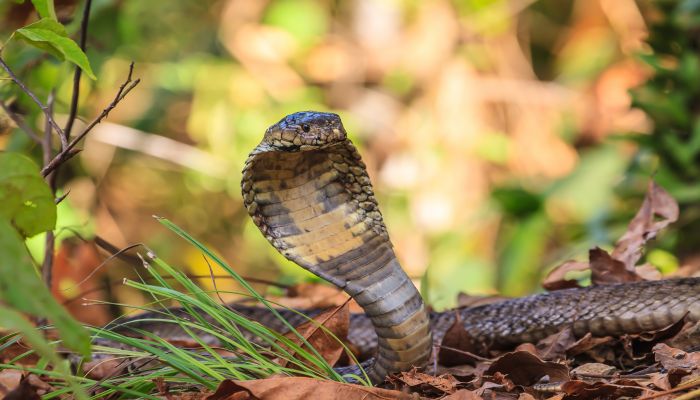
xmin=240 ymin=111 xmax=700 ymax=383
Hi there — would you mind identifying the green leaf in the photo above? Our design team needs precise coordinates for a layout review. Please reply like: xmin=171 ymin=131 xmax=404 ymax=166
xmin=0 ymin=218 xmax=91 ymax=356
xmin=17 ymin=17 xmax=66 ymax=34
xmin=0 ymin=152 xmax=56 ymax=238
xmin=31 ymin=0 xmax=57 ymax=20
xmin=13 ymin=18 xmax=96 ymax=79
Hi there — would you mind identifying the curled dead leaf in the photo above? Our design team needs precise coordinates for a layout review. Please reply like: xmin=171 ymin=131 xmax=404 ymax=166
xmin=543 ymin=181 xmax=677 ymax=291
xmin=589 ymin=247 xmax=642 ymax=285
xmin=534 ymin=327 xmax=577 ymax=361
xmin=668 ymin=320 xmax=700 ymax=350
xmin=612 ymin=181 xmax=679 ymax=269
xmin=437 ymin=314 xmax=486 ymax=366
xmin=565 ymin=333 xmax=615 ymax=360
xmin=485 ymin=351 xmax=569 ymax=387
xmin=653 ymin=343 xmax=700 ymax=371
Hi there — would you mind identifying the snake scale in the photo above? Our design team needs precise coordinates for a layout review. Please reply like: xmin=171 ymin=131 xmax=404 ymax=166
xmin=115 ymin=111 xmax=700 ymax=384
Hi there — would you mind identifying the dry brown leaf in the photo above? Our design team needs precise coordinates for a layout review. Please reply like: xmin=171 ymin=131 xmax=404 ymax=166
xmin=635 ymin=263 xmax=663 ymax=280
xmin=435 ymin=365 xmax=477 ymax=381
xmin=82 ymin=357 xmax=130 ymax=380
xmin=589 ymin=247 xmax=642 ymax=285
xmin=490 ymin=371 xmax=517 ymax=392
xmin=517 ymin=393 xmax=537 ymax=400
xmin=570 ymin=363 xmax=617 ymax=378
xmin=53 ymin=239 xmax=111 ymax=326
xmin=277 ymin=302 xmax=349 ymax=369
xmin=206 ymin=377 xmax=414 ymax=400
xmin=437 ymin=314 xmax=484 ymax=366
xmin=565 ymin=333 xmax=615 ymax=360
xmin=544 ymin=181 xmax=677 ymax=290
xmin=668 ymin=321 xmax=700 ymax=350
xmin=514 ymin=342 xmax=538 ymax=356
xmin=391 ymin=368 xmax=461 ymax=395
xmin=2 ymin=375 xmax=41 ymax=400
xmin=560 ymin=380 xmax=647 ymax=399
xmin=612 ymin=181 xmax=679 ymax=269
xmin=534 ymin=327 xmax=577 ymax=361
xmin=620 ymin=316 xmax=689 ymax=359
xmin=442 ymin=389 xmax=483 ymax=400
xmin=542 ymin=260 xmax=589 ymax=291
xmin=653 ymin=343 xmax=700 ymax=371
xmin=0 ymin=334 xmax=39 ymax=365
xmin=647 ymin=372 xmax=673 ymax=391
xmin=0 ymin=369 xmax=22 ymax=395
xmin=485 ymin=351 xmax=570 ymax=387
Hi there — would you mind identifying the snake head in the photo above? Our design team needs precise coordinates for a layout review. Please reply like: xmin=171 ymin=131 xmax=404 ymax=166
xmin=262 ymin=111 xmax=347 ymax=151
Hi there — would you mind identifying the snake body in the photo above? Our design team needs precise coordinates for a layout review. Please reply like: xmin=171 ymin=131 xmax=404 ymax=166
xmin=107 ymin=112 xmax=700 ymax=384
xmin=241 ymin=112 xmax=431 ymax=382
xmin=237 ymin=111 xmax=700 ymax=382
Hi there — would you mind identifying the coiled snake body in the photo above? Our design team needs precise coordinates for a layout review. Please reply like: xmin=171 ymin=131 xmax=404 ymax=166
xmin=238 ymin=111 xmax=700 ymax=383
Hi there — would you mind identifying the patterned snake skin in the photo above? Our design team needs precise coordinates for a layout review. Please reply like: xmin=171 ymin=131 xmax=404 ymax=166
xmin=112 ymin=112 xmax=700 ymax=384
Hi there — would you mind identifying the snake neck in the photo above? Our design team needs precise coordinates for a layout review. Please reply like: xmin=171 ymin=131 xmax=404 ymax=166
xmin=344 ymin=246 xmax=432 ymax=381
xmin=242 ymin=140 xmax=432 ymax=383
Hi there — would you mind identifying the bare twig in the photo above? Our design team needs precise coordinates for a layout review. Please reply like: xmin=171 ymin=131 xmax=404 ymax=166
xmin=41 ymin=91 xmax=56 ymax=291
xmin=42 ymin=92 xmax=54 ymax=166
xmin=63 ymin=0 xmax=93 ymax=139
xmin=42 ymin=232 xmax=55 ymax=293
xmin=0 ymin=99 xmax=41 ymax=143
xmin=41 ymin=62 xmax=140 ymax=177
xmin=0 ymin=57 xmax=66 ymax=141
xmin=55 ymin=189 xmax=70 ymax=204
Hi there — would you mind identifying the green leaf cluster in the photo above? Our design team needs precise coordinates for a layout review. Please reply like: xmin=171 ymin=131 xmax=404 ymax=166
xmin=6 ymin=8 xmax=95 ymax=79
xmin=0 ymin=153 xmax=90 ymax=356
xmin=630 ymin=0 xmax=700 ymax=194
xmin=625 ymin=0 xmax=700 ymax=257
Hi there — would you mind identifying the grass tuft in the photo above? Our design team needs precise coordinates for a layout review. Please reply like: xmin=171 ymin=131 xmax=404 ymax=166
xmin=0 ymin=219 xmax=369 ymax=398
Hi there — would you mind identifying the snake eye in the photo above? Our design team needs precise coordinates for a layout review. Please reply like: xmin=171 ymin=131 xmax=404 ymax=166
xmin=301 ymin=124 xmax=310 ymax=133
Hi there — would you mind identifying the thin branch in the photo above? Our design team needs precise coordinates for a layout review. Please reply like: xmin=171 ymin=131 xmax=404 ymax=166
xmin=55 ymin=189 xmax=70 ymax=204
xmin=42 ymin=232 xmax=55 ymax=294
xmin=41 ymin=62 xmax=140 ymax=178
xmin=0 ymin=57 xmax=66 ymax=140
xmin=41 ymin=91 xmax=56 ymax=291
xmin=0 ymin=100 xmax=41 ymax=143
xmin=63 ymin=0 xmax=93 ymax=139
xmin=42 ymin=91 xmax=54 ymax=166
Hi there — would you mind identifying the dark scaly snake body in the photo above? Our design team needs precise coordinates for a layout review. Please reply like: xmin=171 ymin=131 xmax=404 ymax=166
xmin=108 ymin=111 xmax=700 ymax=383
xmin=115 ymin=276 xmax=700 ymax=359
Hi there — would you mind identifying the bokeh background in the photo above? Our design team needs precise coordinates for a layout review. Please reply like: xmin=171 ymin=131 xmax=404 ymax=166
xmin=2 ymin=0 xmax=698 ymax=317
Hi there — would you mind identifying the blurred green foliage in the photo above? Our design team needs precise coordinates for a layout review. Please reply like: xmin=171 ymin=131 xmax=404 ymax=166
xmin=626 ymin=0 xmax=700 ymax=257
